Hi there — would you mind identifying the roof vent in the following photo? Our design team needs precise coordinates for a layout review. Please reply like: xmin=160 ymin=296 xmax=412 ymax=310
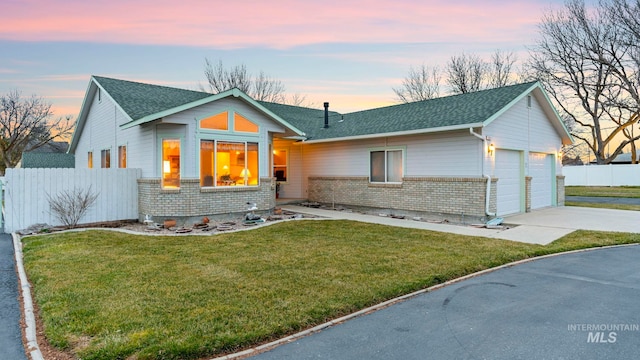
xmin=324 ymin=102 xmax=329 ymax=128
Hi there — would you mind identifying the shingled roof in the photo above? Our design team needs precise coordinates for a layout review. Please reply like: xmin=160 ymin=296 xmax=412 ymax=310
xmin=75 ymin=77 xmax=567 ymax=147
xmin=93 ymin=76 xmax=210 ymax=121
xmin=260 ymin=81 xmax=539 ymax=141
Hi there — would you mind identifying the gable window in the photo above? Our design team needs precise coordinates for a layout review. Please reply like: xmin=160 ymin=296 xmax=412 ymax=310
xmin=101 ymin=149 xmax=110 ymax=168
xmin=199 ymin=111 xmax=260 ymax=133
xmin=162 ymin=139 xmax=180 ymax=188
xmin=370 ymin=149 xmax=403 ymax=183
xmin=200 ymin=112 xmax=229 ymax=130
xmin=88 ymin=151 xmax=93 ymax=168
xmin=200 ymin=140 xmax=258 ymax=187
xmin=234 ymin=113 xmax=259 ymax=133
xmin=273 ymin=149 xmax=288 ymax=182
xmin=118 ymin=145 xmax=127 ymax=168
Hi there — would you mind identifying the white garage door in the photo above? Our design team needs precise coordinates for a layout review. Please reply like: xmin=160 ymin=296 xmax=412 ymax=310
xmin=529 ymin=152 xmax=553 ymax=209
xmin=495 ymin=149 xmax=522 ymax=216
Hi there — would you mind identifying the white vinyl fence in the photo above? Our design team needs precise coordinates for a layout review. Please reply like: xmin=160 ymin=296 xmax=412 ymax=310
xmin=4 ymin=168 xmax=141 ymax=233
xmin=564 ymin=164 xmax=640 ymax=186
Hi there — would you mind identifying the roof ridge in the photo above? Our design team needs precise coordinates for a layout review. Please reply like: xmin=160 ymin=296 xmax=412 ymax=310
xmin=92 ymin=75 xmax=209 ymax=96
xmin=345 ymin=80 xmax=538 ymax=116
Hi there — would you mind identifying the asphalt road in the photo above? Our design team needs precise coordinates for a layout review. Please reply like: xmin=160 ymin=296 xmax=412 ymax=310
xmin=0 ymin=233 xmax=27 ymax=360
xmin=566 ymin=196 xmax=640 ymax=205
xmin=252 ymin=245 xmax=640 ymax=360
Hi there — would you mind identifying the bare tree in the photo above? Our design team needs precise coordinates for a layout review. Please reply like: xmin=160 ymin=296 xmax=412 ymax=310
xmin=0 ymin=90 xmax=75 ymax=174
xmin=393 ymin=64 xmax=441 ymax=103
xmin=253 ymin=71 xmax=286 ymax=103
xmin=489 ymin=50 xmax=518 ymax=88
xmin=202 ymin=58 xmax=288 ymax=102
xmin=527 ymin=0 xmax=640 ymax=164
xmin=47 ymin=186 xmax=99 ymax=228
xmin=446 ymin=52 xmax=488 ymax=94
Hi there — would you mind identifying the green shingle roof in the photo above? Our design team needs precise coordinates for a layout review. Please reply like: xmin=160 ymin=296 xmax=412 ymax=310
xmin=93 ymin=76 xmax=539 ymax=142
xmin=262 ymin=81 xmax=538 ymax=141
xmin=21 ymin=152 xmax=75 ymax=168
xmin=93 ymin=76 xmax=211 ymax=121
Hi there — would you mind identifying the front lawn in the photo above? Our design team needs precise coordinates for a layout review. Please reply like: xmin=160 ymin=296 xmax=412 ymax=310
xmin=565 ymin=186 xmax=640 ymax=198
xmin=22 ymin=221 xmax=640 ymax=360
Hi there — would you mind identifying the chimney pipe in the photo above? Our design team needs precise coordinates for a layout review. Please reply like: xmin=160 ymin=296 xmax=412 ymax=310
xmin=323 ymin=102 xmax=329 ymax=128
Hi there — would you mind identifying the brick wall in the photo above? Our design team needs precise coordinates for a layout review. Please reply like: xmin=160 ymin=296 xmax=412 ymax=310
xmin=556 ymin=175 xmax=565 ymax=206
xmin=308 ymin=176 xmax=497 ymax=219
xmin=138 ymin=177 xmax=275 ymax=221
xmin=525 ymin=176 xmax=532 ymax=212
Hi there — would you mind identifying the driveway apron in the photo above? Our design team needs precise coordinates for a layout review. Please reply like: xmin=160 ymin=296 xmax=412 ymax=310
xmin=0 ymin=233 xmax=27 ymax=360
xmin=252 ymin=245 xmax=640 ymax=360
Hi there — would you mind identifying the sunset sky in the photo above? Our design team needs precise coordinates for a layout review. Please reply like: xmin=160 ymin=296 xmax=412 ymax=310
xmin=0 ymin=0 xmax=575 ymax=117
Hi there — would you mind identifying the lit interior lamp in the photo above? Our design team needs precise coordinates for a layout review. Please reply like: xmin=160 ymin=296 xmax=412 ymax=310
xmin=163 ymin=160 xmax=171 ymax=173
xmin=488 ymin=143 xmax=495 ymax=155
xmin=240 ymin=168 xmax=251 ymax=179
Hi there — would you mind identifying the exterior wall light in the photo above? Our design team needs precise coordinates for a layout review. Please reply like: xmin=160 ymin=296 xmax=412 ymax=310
xmin=488 ymin=143 xmax=495 ymax=156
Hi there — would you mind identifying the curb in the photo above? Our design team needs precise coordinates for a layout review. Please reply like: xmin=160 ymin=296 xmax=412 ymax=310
xmin=12 ymin=233 xmax=43 ymax=360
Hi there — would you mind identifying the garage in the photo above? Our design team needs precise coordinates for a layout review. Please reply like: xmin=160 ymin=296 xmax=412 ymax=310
xmin=529 ymin=152 xmax=554 ymax=209
xmin=495 ymin=149 xmax=523 ymax=216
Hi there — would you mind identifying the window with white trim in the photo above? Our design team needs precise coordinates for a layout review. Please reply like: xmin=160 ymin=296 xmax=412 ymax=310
xmin=370 ymin=149 xmax=403 ymax=183
xmin=200 ymin=140 xmax=258 ymax=187
xmin=273 ymin=149 xmax=288 ymax=182
xmin=118 ymin=145 xmax=127 ymax=168
xmin=101 ymin=149 xmax=110 ymax=168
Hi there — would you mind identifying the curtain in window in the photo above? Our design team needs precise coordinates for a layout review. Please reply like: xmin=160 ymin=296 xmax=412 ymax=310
xmin=370 ymin=151 xmax=385 ymax=182
xmin=387 ymin=150 xmax=403 ymax=182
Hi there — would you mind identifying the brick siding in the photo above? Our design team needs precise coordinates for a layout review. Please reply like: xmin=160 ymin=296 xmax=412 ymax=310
xmin=138 ymin=177 xmax=276 ymax=222
xmin=556 ymin=175 xmax=565 ymax=206
xmin=308 ymin=176 xmax=497 ymax=219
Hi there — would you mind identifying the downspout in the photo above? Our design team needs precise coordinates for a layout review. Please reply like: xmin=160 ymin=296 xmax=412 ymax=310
xmin=470 ymin=128 xmax=496 ymax=217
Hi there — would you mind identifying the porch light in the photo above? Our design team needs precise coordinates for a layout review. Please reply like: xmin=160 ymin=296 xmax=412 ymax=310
xmin=163 ymin=160 xmax=171 ymax=173
xmin=488 ymin=143 xmax=495 ymax=156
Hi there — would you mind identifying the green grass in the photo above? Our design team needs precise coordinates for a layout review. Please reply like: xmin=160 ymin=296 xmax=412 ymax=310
xmin=565 ymin=201 xmax=640 ymax=211
xmin=565 ymin=186 xmax=640 ymax=198
xmin=22 ymin=221 xmax=640 ymax=360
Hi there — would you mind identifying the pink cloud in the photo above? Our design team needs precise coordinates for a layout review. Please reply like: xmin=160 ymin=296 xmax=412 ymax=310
xmin=1 ymin=0 xmax=549 ymax=48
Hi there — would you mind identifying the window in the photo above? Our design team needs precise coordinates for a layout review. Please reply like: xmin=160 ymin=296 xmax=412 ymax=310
xmin=162 ymin=139 xmax=180 ymax=188
xmin=118 ymin=145 xmax=127 ymax=168
xmin=88 ymin=151 xmax=93 ymax=168
xmin=370 ymin=149 xmax=403 ymax=183
xmin=273 ymin=149 xmax=288 ymax=181
xmin=200 ymin=112 xmax=228 ymax=130
xmin=199 ymin=111 xmax=259 ymax=133
xmin=200 ymin=140 xmax=258 ymax=187
xmin=101 ymin=149 xmax=110 ymax=168
xmin=234 ymin=113 xmax=259 ymax=133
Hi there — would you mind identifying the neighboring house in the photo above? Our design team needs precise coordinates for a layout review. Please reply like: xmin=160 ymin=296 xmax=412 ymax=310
xmin=18 ymin=152 xmax=75 ymax=169
xmin=17 ymin=141 xmax=74 ymax=168
xmin=69 ymin=76 xmax=572 ymax=222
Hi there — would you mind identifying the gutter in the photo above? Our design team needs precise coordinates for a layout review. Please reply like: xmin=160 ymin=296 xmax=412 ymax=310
xmin=469 ymin=128 xmax=496 ymax=217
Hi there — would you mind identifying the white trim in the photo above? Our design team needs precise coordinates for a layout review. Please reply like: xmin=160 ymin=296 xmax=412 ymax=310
xmin=303 ymin=123 xmax=483 ymax=144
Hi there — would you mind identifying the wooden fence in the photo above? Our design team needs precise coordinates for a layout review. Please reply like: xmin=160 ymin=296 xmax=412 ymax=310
xmin=4 ymin=168 xmax=141 ymax=233
xmin=564 ymin=164 xmax=640 ymax=186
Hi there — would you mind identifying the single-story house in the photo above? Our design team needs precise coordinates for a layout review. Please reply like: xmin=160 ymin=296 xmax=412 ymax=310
xmin=68 ymin=76 xmax=572 ymax=222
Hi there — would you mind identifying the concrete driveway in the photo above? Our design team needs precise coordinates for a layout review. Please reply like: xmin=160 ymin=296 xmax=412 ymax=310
xmin=250 ymin=244 xmax=640 ymax=360
xmin=501 ymin=206 xmax=640 ymax=244
xmin=283 ymin=205 xmax=640 ymax=245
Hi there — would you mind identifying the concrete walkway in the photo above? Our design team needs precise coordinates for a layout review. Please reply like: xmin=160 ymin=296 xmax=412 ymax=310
xmin=0 ymin=233 xmax=27 ymax=360
xmin=282 ymin=205 xmax=639 ymax=245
